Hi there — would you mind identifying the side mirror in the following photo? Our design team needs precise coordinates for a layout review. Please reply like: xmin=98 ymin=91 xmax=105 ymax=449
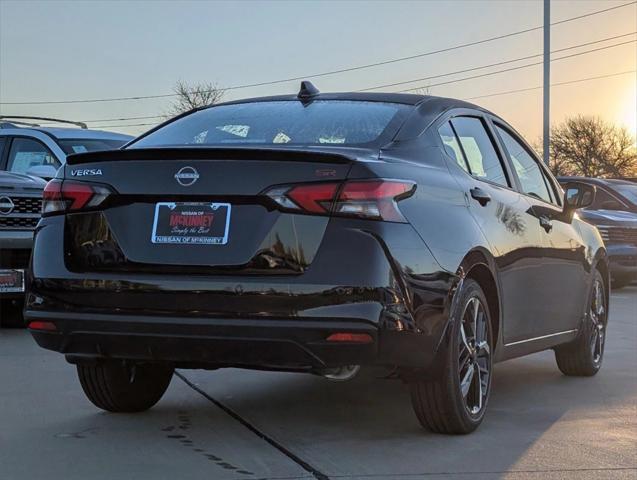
xmin=26 ymin=165 xmax=58 ymax=180
xmin=563 ymin=182 xmax=595 ymax=213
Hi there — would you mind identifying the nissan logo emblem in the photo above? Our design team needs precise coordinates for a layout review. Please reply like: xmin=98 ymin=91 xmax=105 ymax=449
xmin=174 ymin=166 xmax=200 ymax=187
xmin=0 ymin=196 xmax=15 ymax=215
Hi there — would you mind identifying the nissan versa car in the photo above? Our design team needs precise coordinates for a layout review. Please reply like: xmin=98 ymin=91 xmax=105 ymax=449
xmin=26 ymin=83 xmax=608 ymax=434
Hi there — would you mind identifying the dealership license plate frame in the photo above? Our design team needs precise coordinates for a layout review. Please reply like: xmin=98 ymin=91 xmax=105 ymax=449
xmin=151 ymin=202 xmax=231 ymax=245
xmin=0 ymin=269 xmax=25 ymax=293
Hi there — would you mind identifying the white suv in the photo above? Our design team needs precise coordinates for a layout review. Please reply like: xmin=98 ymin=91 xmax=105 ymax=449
xmin=0 ymin=116 xmax=132 ymax=178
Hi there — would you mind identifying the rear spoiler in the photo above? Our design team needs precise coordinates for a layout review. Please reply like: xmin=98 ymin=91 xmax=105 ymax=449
xmin=66 ymin=147 xmax=356 ymax=166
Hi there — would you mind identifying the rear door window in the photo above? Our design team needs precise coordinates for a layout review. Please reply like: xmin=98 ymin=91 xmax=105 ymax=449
xmin=438 ymin=122 xmax=469 ymax=173
xmin=495 ymin=125 xmax=557 ymax=205
xmin=450 ymin=117 xmax=509 ymax=187
xmin=6 ymin=137 xmax=59 ymax=174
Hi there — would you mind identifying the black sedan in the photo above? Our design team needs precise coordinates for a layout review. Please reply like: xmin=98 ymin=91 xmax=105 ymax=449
xmin=558 ymin=177 xmax=637 ymax=288
xmin=26 ymin=83 xmax=608 ymax=434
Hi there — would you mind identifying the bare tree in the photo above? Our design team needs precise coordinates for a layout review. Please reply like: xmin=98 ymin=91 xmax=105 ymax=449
xmin=166 ymin=80 xmax=224 ymax=117
xmin=548 ymin=115 xmax=636 ymax=178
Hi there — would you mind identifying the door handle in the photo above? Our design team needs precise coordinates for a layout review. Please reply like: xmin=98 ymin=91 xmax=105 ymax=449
xmin=470 ymin=187 xmax=491 ymax=206
xmin=539 ymin=215 xmax=553 ymax=233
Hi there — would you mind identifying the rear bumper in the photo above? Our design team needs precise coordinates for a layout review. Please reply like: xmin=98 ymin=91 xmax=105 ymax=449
xmin=26 ymin=216 xmax=456 ymax=371
xmin=26 ymin=311 xmax=437 ymax=370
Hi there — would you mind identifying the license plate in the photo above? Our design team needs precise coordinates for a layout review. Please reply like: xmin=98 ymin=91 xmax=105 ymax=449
xmin=151 ymin=202 xmax=231 ymax=245
xmin=0 ymin=269 xmax=24 ymax=293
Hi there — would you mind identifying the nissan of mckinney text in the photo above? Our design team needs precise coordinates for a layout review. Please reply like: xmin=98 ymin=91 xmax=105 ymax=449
xmin=26 ymin=84 xmax=609 ymax=434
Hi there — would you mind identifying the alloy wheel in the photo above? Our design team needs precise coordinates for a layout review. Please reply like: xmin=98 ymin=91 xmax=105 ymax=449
xmin=589 ymin=279 xmax=606 ymax=366
xmin=458 ymin=296 xmax=491 ymax=416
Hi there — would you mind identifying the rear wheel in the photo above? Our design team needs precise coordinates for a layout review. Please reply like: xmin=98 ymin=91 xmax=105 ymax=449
xmin=409 ymin=279 xmax=493 ymax=434
xmin=554 ymin=270 xmax=607 ymax=377
xmin=77 ymin=361 xmax=173 ymax=412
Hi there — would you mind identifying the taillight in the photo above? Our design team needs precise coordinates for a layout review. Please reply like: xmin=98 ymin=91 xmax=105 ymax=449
xmin=335 ymin=180 xmax=415 ymax=221
xmin=42 ymin=179 xmax=112 ymax=216
xmin=287 ymin=183 xmax=339 ymax=213
xmin=265 ymin=179 xmax=415 ymax=222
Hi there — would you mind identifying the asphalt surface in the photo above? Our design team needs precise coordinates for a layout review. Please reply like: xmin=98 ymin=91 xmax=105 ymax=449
xmin=1 ymin=287 xmax=636 ymax=480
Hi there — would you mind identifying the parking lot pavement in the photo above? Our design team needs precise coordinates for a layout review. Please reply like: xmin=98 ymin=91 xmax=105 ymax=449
xmin=1 ymin=288 xmax=636 ymax=480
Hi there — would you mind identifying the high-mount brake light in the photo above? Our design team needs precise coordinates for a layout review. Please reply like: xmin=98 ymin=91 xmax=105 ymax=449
xmin=42 ymin=179 xmax=112 ymax=215
xmin=265 ymin=179 xmax=415 ymax=222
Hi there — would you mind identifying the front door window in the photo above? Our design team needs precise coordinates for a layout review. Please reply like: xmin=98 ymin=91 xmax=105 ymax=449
xmin=7 ymin=138 xmax=59 ymax=174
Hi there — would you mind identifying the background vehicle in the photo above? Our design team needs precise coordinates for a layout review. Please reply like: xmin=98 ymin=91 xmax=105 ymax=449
xmin=0 ymin=116 xmax=132 ymax=179
xmin=558 ymin=177 xmax=637 ymax=288
xmin=0 ymin=117 xmax=131 ymax=327
xmin=26 ymin=86 xmax=608 ymax=434
xmin=0 ymin=171 xmax=44 ymax=326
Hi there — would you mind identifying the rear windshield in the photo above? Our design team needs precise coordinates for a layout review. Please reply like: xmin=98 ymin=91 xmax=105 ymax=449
xmin=58 ymin=139 xmax=128 ymax=155
xmin=128 ymin=100 xmax=410 ymax=148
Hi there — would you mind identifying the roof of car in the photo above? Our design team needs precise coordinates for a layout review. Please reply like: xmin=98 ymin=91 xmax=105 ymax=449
xmin=213 ymin=91 xmax=483 ymax=110
xmin=601 ymin=178 xmax=637 ymax=186
xmin=557 ymin=176 xmax=634 ymax=187
xmin=32 ymin=127 xmax=132 ymax=141
xmin=0 ymin=125 xmax=132 ymax=141
xmin=217 ymin=91 xmax=426 ymax=106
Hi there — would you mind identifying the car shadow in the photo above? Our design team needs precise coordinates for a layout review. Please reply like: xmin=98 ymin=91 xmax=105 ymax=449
xmin=172 ymin=343 xmax=636 ymax=476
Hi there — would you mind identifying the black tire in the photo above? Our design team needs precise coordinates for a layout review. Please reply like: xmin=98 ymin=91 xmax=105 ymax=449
xmin=409 ymin=279 xmax=493 ymax=434
xmin=554 ymin=269 xmax=607 ymax=377
xmin=77 ymin=361 xmax=173 ymax=412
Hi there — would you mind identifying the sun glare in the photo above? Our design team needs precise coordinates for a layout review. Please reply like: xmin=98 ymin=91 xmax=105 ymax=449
xmin=620 ymin=86 xmax=637 ymax=140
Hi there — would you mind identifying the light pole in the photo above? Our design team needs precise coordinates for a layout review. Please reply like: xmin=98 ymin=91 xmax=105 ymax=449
xmin=543 ymin=0 xmax=550 ymax=166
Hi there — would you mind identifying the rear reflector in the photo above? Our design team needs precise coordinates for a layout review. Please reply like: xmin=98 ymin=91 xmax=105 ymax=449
xmin=265 ymin=179 xmax=415 ymax=222
xmin=28 ymin=321 xmax=57 ymax=331
xmin=43 ymin=179 xmax=113 ymax=216
xmin=326 ymin=332 xmax=373 ymax=344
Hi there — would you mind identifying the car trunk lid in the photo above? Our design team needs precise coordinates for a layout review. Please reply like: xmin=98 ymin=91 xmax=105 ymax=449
xmin=63 ymin=147 xmax=362 ymax=273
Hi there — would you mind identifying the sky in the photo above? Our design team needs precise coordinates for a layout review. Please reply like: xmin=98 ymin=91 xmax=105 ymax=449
xmin=0 ymin=0 xmax=635 ymax=143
